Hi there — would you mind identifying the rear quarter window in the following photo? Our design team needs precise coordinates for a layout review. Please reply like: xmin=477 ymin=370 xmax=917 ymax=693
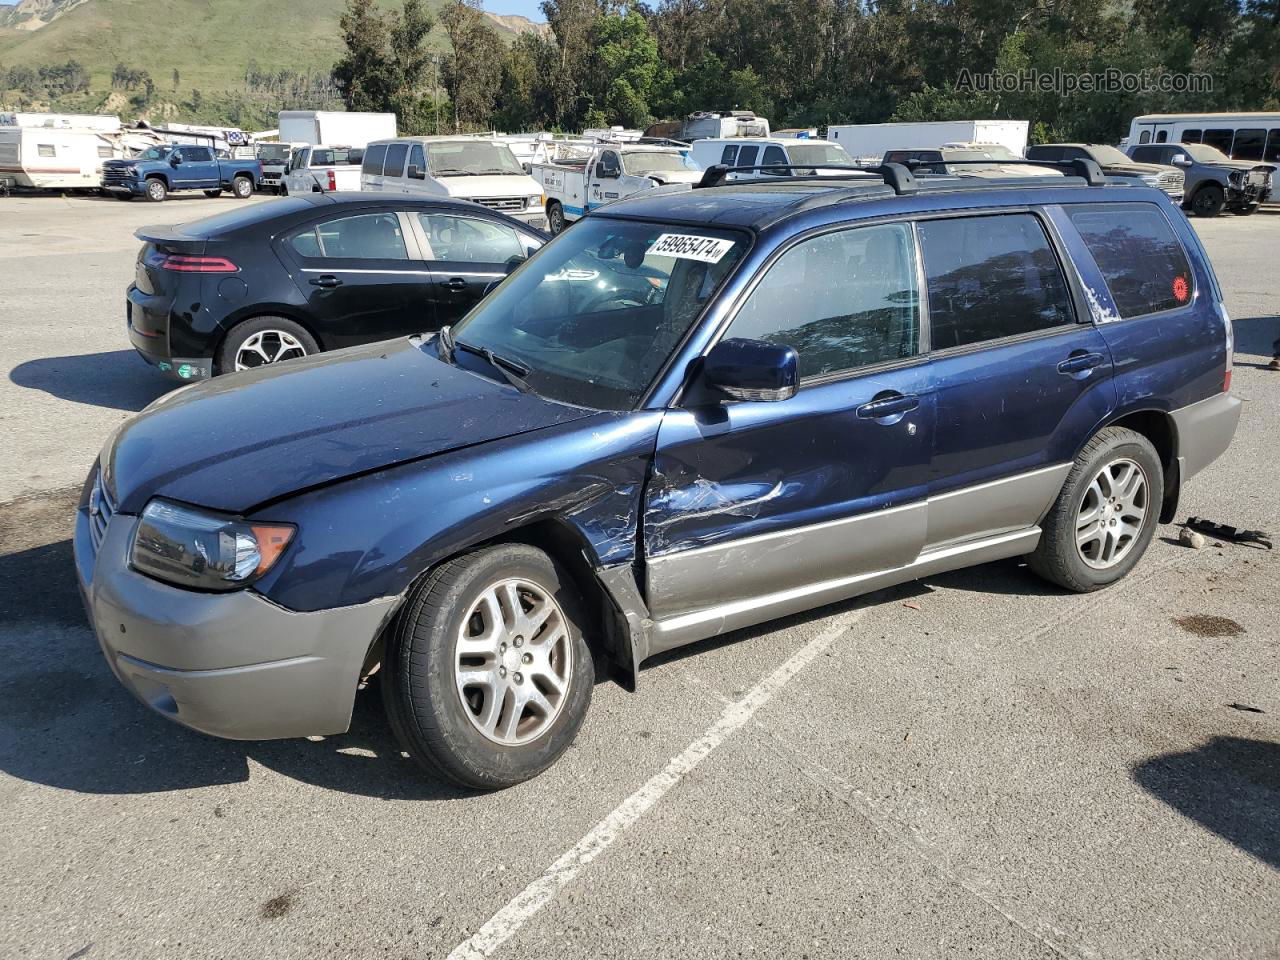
xmin=1066 ymin=203 xmax=1193 ymax=318
xmin=362 ymin=144 xmax=388 ymax=176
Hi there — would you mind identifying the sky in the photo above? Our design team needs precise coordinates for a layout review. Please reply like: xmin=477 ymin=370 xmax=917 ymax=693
xmin=483 ymin=0 xmax=546 ymax=21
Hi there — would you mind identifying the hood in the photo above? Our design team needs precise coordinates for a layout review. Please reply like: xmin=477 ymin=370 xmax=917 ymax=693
xmin=645 ymin=169 xmax=702 ymax=186
xmin=440 ymin=173 xmax=542 ymax=199
xmin=1202 ymin=158 xmax=1272 ymax=174
xmin=104 ymin=338 xmax=596 ymax=515
xmin=1101 ymin=160 xmax=1169 ymax=176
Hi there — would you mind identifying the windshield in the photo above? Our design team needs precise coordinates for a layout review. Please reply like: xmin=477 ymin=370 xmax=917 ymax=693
xmin=1182 ymin=142 xmax=1230 ymax=163
xmin=622 ymin=152 xmax=695 ymax=175
xmin=1087 ymin=145 xmax=1131 ymax=165
xmin=449 ymin=218 xmax=749 ymax=409
xmin=974 ymin=145 xmax=1019 ymax=161
xmin=788 ymin=143 xmax=853 ymax=165
xmin=427 ymin=140 xmax=524 ymax=176
xmin=257 ymin=144 xmax=290 ymax=163
xmin=134 ymin=145 xmax=172 ymax=161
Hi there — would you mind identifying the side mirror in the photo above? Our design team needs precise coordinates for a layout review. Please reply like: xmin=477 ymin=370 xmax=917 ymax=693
xmin=407 ymin=163 xmax=426 ymax=180
xmin=1172 ymin=154 xmax=1190 ymax=166
xmin=170 ymin=153 xmax=182 ymax=165
xmin=701 ymin=337 xmax=798 ymax=403
xmin=600 ymin=165 xmax=620 ymax=179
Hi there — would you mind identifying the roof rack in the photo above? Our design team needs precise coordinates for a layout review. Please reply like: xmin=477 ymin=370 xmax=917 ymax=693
xmin=695 ymin=157 xmax=1109 ymax=194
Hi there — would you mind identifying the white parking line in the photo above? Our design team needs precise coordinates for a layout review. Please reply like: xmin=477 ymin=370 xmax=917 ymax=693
xmin=445 ymin=610 xmax=865 ymax=960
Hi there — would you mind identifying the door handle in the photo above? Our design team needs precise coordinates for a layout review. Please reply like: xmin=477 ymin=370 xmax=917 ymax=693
xmin=1057 ymin=351 xmax=1105 ymax=375
xmin=855 ymin=392 xmax=920 ymax=420
xmin=309 ymin=275 xmax=342 ymax=288
xmin=442 ymin=277 xmax=468 ymax=292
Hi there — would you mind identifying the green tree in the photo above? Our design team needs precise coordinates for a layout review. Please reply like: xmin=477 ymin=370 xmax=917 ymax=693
xmin=332 ymin=0 xmax=396 ymax=111
xmin=441 ymin=0 xmax=506 ymax=130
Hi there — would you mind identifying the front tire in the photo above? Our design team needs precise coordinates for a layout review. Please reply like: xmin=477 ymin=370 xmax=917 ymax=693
xmin=384 ymin=544 xmax=594 ymax=789
xmin=215 ymin=315 xmax=318 ymax=375
xmin=1029 ymin=427 xmax=1163 ymax=592
xmin=547 ymin=200 xmax=566 ymax=235
xmin=144 ymin=177 xmax=167 ymax=202
xmin=232 ymin=175 xmax=254 ymax=199
xmin=1189 ymin=183 xmax=1225 ymax=217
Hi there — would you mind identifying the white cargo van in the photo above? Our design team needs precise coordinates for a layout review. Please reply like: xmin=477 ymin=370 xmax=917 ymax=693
xmin=689 ymin=137 xmax=862 ymax=178
xmin=361 ymin=136 xmax=547 ymax=230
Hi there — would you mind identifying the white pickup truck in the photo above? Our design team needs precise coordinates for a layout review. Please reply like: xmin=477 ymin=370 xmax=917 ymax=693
xmin=281 ymin=144 xmax=363 ymax=194
xmin=531 ymin=144 xmax=701 ymax=234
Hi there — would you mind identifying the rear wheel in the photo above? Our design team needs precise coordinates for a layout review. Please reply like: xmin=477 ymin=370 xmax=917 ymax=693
xmin=232 ymin=175 xmax=254 ymax=199
xmin=547 ymin=200 xmax=566 ymax=235
xmin=144 ymin=178 xmax=168 ymax=202
xmin=384 ymin=544 xmax=594 ymax=789
xmin=215 ymin=316 xmax=318 ymax=375
xmin=203 ymin=189 xmax=222 ymax=198
xmin=1029 ymin=427 xmax=1163 ymax=592
xmin=1189 ymin=183 xmax=1225 ymax=217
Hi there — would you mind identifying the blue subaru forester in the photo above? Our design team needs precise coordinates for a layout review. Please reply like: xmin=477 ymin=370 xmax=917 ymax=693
xmin=75 ymin=160 xmax=1240 ymax=788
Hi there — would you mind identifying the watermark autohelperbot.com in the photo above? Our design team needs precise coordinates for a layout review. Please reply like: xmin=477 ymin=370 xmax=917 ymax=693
xmin=956 ymin=67 xmax=1213 ymax=96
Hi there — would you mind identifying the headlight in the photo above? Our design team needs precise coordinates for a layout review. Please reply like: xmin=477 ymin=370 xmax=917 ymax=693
xmin=528 ymin=195 xmax=542 ymax=210
xmin=1141 ymin=174 xmax=1159 ymax=187
xmin=130 ymin=499 xmax=295 ymax=591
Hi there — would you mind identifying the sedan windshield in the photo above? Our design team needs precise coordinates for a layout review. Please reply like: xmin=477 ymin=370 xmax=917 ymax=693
xmin=448 ymin=218 xmax=749 ymax=409
xmin=426 ymin=141 xmax=525 ymax=175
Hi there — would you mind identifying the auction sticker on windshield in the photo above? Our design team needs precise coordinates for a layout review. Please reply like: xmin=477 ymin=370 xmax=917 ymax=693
xmin=647 ymin=233 xmax=736 ymax=263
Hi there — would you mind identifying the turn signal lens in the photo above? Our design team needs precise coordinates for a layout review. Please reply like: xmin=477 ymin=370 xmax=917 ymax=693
xmin=161 ymin=255 xmax=239 ymax=273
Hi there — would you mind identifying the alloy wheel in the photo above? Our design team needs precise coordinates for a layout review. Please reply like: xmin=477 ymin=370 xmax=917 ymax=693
xmin=454 ymin=578 xmax=572 ymax=745
xmin=1075 ymin=457 xmax=1149 ymax=569
xmin=233 ymin=329 xmax=309 ymax=371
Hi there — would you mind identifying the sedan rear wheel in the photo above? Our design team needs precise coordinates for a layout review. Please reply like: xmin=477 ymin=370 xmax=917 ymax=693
xmin=215 ymin=316 xmax=319 ymax=376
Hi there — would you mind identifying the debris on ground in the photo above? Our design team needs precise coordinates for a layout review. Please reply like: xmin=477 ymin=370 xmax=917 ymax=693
xmin=1178 ymin=527 xmax=1207 ymax=549
xmin=1172 ymin=614 xmax=1247 ymax=638
xmin=1184 ymin=517 xmax=1273 ymax=550
xmin=902 ymin=602 xmax=921 ymax=611
xmin=1227 ymin=703 xmax=1265 ymax=714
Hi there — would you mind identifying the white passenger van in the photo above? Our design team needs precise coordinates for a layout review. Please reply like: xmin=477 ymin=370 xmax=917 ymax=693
xmin=361 ymin=136 xmax=547 ymax=230
xmin=1126 ymin=113 xmax=1280 ymax=165
xmin=689 ymin=137 xmax=860 ymax=178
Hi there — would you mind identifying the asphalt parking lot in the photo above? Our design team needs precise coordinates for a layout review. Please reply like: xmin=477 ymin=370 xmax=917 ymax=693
xmin=1 ymin=194 xmax=1277 ymax=960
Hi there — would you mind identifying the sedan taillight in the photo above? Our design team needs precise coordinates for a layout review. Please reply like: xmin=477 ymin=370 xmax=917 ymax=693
xmin=161 ymin=254 xmax=239 ymax=273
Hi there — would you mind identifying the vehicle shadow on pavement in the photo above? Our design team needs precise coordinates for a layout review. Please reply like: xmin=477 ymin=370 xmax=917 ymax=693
xmin=1232 ymin=315 xmax=1279 ymax=359
xmin=10 ymin=350 xmax=174 ymax=412
xmin=1131 ymin=736 xmax=1280 ymax=869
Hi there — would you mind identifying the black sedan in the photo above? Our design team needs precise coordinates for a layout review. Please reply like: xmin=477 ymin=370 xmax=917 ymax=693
xmin=126 ymin=194 xmax=547 ymax=379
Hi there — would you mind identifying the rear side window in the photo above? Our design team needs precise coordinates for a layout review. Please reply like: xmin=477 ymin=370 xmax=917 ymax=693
xmin=1231 ymin=128 xmax=1265 ymax=161
xmin=917 ymin=213 xmax=1074 ymax=349
xmin=1138 ymin=131 xmax=1151 ymax=144
xmin=1267 ymin=130 xmax=1280 ymax=163
xmin=1202 ymin=128 xmax=1233 ymax=153
xmin=1067 ymin=204 xmax=1193 ymax=317
xmin=762 ymin=144 xmax=787 ymax=173
xmin=726 ymin=222 xmax=921 ymax=379
xmin=383 ymin=143 xmax=409 ymax=177
xmin=736 ymin=145 xmax=759 ymax=167
xmin=418 ymin=213 xmax=523 ymax=264
xmin=361 ymin=144 xmax=387 ymax=176
xmin=1182 ymin=129 xmax=1202 ymax=143
xmin=185 ymin=147 xmax=212 ymax=162
xmin=720 ymin=145 xmax=738 ymax=164
xmin=289 ymin=212 xmax=408 ymax=260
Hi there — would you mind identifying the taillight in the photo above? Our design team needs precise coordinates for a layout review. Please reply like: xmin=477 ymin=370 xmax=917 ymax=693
xmin=160 ymin=254 xmax=239 ymax=273
xmin=327 ymin=169 xmax=337 ymax=191
xmin=1220 ymin=301 xmax=1233 ymax=393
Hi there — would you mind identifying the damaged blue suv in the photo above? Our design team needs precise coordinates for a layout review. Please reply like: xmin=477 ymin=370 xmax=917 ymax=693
xmin=75 ymin=161 xmax=1240 ymax=788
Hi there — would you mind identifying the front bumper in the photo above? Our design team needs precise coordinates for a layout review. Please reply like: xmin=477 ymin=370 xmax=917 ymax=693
xmin=509 ymin=209 xmax=548 ymax=230
xmin=74 ymin=501 xmax=399 ymax=740
xmin=1170 ymin=390 xmax=1242 ymax=482
xmin=103 ymin=179 xmax=146 ymax=196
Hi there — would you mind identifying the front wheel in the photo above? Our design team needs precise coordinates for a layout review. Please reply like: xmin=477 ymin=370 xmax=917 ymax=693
xmin=547 ymin=200 xmax=566 ymax=235
xmin=1029 ymin=427 xmax=1163 ymax=592
xmin=232 ymin=175 xmax=254 ymax=199
xmin=144 ymin=178 xmax=168 ymax=202
xmin=384 ymin=544 xmax=594 ymax=789
xmin=1189 ymin=183 xmax=1225 ymax=217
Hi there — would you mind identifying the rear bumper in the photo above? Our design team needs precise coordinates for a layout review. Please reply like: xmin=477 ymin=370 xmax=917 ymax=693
xmin=74 ymin=505 xmax=399 ymax=740
xmin=1171 ymin=391 xmax=1242 ymax=481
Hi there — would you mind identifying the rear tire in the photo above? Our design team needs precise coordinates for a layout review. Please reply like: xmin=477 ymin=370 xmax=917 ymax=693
xmin=144 ymin=177 xmax=167 ymax=202
xmin=1029 ymin=427 xmax=1163 ymax=593
xmin=547 ymin=200 xmax=566 ymax=235
xmin=384 ymin=544 xmax=594 ymax=789
xmin=1189 ymin=183 xmax=1225 ymax=217
xmin=215 ymin=315 xmax=318 ymax=375
xmin=232 ymin=175 xmax=254 ymax=199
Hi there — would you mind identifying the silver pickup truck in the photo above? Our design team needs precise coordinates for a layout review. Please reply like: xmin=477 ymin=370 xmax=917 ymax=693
xmin=281 ymin=144 xmax=363 ymax=195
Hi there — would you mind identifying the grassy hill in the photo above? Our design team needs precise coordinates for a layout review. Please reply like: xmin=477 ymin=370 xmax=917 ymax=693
xmin=0 ymin=0 xmax=541 ymax=95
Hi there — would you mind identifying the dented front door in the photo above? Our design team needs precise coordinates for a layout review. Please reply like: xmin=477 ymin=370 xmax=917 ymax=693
xmin=642 ymin=365 xmax=933 ymax=623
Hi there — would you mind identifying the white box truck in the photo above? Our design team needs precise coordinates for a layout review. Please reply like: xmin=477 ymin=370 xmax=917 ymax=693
xmin=278 ymin=111 xmax=397 ymax=148
xmin=826 ymin=120 xmax=1030 ymax=163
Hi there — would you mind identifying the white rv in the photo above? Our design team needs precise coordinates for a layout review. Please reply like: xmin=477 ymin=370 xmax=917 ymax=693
xmin=0 ymin=125 xmax=125 ymax=190
xmin=826 ymin=120 xmax=1030 ymax=164
xmin=278 ymin=111 xmax=397 ymax=148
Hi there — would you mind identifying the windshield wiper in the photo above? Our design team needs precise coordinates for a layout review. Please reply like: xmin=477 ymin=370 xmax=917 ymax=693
xmin=455 ymin=340 xmax=534 ymax=393
xmin=432 ymin=167 xmax=477 ymax=176
xmin=475 ymin=168 xmax=518 ymax=175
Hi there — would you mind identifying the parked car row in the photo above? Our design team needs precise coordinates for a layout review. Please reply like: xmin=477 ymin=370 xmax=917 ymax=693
xmin=84 ymin=159 xmax=1239 ymax=790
